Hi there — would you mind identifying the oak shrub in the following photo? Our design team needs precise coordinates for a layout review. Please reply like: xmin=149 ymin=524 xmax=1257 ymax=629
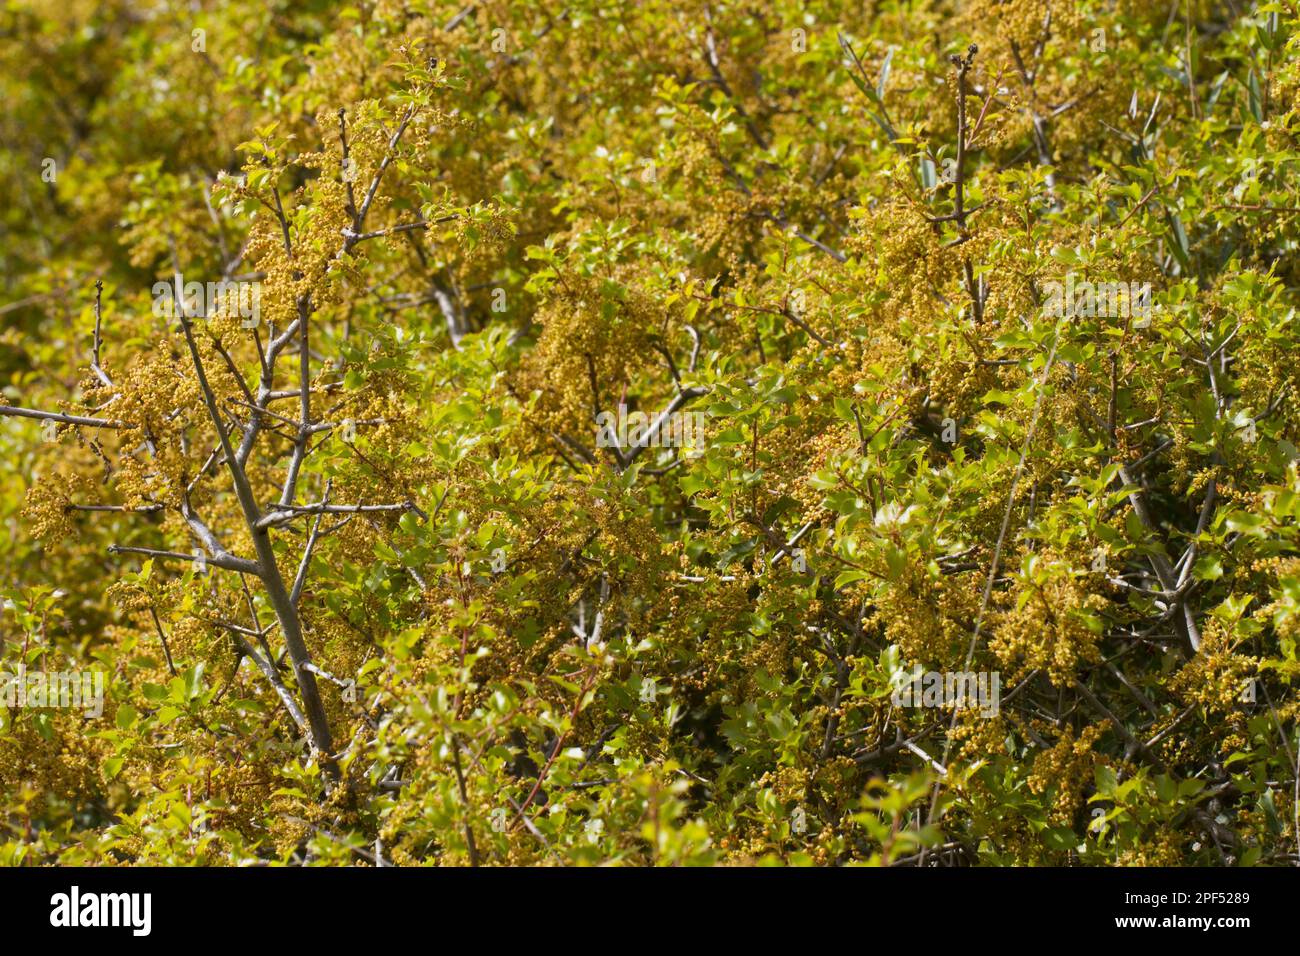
xmin=1 ymin=0 xmax=1299 ymax=866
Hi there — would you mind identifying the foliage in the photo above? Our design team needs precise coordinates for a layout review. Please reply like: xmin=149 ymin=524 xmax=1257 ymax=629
xmin=1 ymin=0 xmax=1299 ymax=866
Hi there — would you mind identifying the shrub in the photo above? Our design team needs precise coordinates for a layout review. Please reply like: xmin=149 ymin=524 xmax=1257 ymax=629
xmin=1 ymin=0 xmax=1297 ymax=866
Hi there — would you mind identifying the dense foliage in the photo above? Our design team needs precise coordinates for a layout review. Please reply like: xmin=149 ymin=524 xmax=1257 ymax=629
xmin=2 ymin=0 xmax=1300 ymax=866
